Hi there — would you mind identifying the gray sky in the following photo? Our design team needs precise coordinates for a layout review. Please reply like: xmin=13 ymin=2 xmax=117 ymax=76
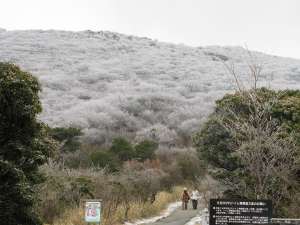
xmin=1 ymin=0 xmax=300 ymax=59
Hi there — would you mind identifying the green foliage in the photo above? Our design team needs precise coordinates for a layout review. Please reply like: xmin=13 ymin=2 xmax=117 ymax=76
xmin=0 ymin=63 xmax=56 ymax=225
xmin=110 ymin=137 xmax=135 ymax=161
xmin=195 ymin=88 xmax=300 ymax=170
xmin=50 ymin=127 xmax=82 ymax=153
xmin=194 ymin=88 xmax=300 ymax=216
xmin=134 ymin=140 xmax=158 ymax=161
xmin=193 ymin=118 xmax=239 ymax=171
xmin=56 ymin=138 xmax=159 ymax=171
xmin=90 ymin=150 xmax=120 ymax=172
xmin=0 ymin=160 xmax=40 ymax=225
xmin=272 ymin=90 xmax=300 ymax=144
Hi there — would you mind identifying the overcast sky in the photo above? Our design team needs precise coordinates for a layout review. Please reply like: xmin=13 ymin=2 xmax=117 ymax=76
xmin=1 ymin=0 xmax=300 ymax=59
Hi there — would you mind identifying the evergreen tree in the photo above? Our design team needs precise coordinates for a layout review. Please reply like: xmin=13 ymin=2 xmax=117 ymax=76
xmin=0 ymin=63 xmax=56 ymax=225
xmin=134 ymin=140 xmax=158 ymax=161
xmin=110 ymin=137 xmax=134 ymax=161
xmin=49 ymin=127 xmax=82 ymax=153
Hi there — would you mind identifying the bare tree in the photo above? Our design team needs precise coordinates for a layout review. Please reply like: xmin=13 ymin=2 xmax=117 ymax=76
xmin=217 ymin=58 xmax=299 ymax=213
xmin=196 ymin=175 xmax=224 ymax=208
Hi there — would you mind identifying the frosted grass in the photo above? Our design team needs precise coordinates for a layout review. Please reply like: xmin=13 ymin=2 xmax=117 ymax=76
xmin=1 ymin=29 xmax=300 ymax=145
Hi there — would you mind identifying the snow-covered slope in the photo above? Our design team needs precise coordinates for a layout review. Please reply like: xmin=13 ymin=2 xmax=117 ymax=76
xmin=1 ymin=29 xmax=300 ymax=145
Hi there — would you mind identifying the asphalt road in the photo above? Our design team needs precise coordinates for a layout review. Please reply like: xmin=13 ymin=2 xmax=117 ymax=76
xmin=141 ymin=206 xmax=200 ymax=225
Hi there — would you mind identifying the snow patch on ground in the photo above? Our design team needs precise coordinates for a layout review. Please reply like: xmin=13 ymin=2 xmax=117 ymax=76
xmin=185 ymin=208 xmax=209 ymax=225
xmin=124 ymin=202 xmax=181 ymax=225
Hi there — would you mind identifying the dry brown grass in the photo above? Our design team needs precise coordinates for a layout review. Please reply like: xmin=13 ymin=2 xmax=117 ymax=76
xmin=47 ymin=186 xmax=182 ymax=225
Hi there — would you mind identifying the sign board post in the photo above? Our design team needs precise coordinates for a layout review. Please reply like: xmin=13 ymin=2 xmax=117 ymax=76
xmin=81 ymin=199 xmax=102 ymax=225
xmin=209 ymin=199 xmax=272 ymax=225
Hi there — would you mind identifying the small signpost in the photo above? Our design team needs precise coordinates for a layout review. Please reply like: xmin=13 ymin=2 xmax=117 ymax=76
xmin=81 ymin=199 xmax=102 ymax=224
xmin=209 ymin=199 xmax=272 ymax=225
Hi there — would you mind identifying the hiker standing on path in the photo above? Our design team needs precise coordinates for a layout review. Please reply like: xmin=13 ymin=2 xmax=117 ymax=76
xmin=182 ymin=188 xmax=190 ymax=210
xmin=190 ymin=189 xmax=201 ymax=210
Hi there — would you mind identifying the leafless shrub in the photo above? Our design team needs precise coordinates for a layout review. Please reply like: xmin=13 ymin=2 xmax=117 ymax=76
xmin=195 ymin=175 xmax=224 ymax=207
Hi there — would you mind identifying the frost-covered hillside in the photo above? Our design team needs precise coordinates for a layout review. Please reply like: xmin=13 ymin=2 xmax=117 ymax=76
xmin=1 ymin=29 xmax=300 ymax=145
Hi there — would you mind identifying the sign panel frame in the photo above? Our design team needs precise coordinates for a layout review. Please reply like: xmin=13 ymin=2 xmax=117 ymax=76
xmin=209 ymin=199 xmax=272 ymax=225
xmin=81 ymin=199 xmax=102 ymax=224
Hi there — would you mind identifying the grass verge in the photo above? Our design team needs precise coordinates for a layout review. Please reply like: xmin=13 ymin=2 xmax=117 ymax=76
xmin=48 ymin=186 xmax=182 ymax=225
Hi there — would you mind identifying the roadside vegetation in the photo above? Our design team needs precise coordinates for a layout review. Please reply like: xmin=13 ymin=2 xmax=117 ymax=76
xmin=0 ymin=63 xmax=56 ymax=225
xmin=38 ymin=140 xmax=204 ymax=224
xmin=194 ymin=63 xmax=300 ymax=217
xmin=1 ymin=62 xmax=299 ymax=225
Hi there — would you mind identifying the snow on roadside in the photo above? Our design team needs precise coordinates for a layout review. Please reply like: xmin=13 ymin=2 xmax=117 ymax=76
xmin=185 ymin=208 xmax=209 ymax=225
xmin=124 ymin=202 xmax=181 ymax=225
xmin=185 ymin=215 xmax=202 ymax=225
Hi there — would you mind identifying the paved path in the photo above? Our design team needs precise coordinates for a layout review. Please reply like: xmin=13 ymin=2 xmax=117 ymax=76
xmin=141 ymin=206 xmax=201 ymax=225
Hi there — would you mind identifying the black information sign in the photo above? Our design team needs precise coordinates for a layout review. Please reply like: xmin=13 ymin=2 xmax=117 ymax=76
xmin=209 ymin=199 xmax=272 ymax=225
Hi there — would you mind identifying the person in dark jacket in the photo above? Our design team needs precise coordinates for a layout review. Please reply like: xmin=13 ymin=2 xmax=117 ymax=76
xmin=182 ymin=187 xmax=190 ymax=210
